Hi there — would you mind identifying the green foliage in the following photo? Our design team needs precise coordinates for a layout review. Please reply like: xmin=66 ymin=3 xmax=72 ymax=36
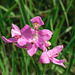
xmin=0 ymin=0 xmax=75 ymax=75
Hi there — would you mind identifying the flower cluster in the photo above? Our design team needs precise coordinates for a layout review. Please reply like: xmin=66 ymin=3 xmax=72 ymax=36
xmin=2 ymin=16 xmax=66 ymax=68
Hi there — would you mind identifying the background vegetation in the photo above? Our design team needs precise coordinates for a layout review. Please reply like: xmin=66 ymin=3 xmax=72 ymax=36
xmin=0 ymin=0 xmax=75 ymax=75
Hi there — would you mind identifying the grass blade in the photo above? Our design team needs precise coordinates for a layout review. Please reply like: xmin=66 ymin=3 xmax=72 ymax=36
xmin=16 ymin=0 xmax=28 ymax=24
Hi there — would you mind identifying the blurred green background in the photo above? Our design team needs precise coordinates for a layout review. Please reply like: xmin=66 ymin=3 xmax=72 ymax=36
xmin=0 ymin=0 xmax=75 ymax=75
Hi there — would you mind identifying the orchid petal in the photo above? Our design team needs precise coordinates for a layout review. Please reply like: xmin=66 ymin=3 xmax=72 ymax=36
xmin=36 ymin=38 xmax=42 ymax=46
xmin=30 ymin=16 xmax=44 ymax=26
xmin=38 ymin=29 xmax=53 ymax=41
xmin=36 ymin=39 xmax=48 ymax=51
xmin=38 ymin=42 xmax=47 ymax=51
xmin=12 ymin=23 xmax=20 ymax=31
xmin=39 ymin=41 xmax=51 ymax=51
xmin=21 ymin=24 xmax=34 ymax=41
xmin=35 ymin=38 xmax=47 ymax=51
xmin=27 ymin=43 xmax=38 ymax=56
xmin=2 ymin=36 xmax=17 ymax=43
xmin=39 ymin=44 xmax=47 ymax=51
xmin=48 ymin=45 xmax=63 ymax=57
xmin=17 ymin=36 xmax=27 ymax=46
xmin=11 ymin=29 xmax=21 ymax=37
xmin=50 ymin=58 xmax=66 ymax=68
xmin=16 ymin=44 xmax=27 ymax=48
xmin=39 ymin=52 xmax=50 ymax=63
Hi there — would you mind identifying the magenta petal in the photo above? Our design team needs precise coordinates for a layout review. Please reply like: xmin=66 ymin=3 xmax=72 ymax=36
xmin=48 ymin=45 xmax=63 ymax=57
xmin=21 ymin=24 xmax=34 ymax=41
xmin=2 ymin=36 xmax=17 ymax=43
xmin=36 ymin=38 xmax=47 ymax=51
xmin=16 ymin=44 xmax=27 ymax=48
xmin=11 ymin=24 xmax=21 ymax=37
xmin=39 ymin=52 xmax=50 ymax=64
xmin=38 ymin=42 xmax=47 ymax=51
xmin=39 ymin=41 xmax=51 ymax=51
xmin=36 ymin=38 xmax=43 ymax=46
xmin=11 ymin=29 xmax=21 ymax=37
xmin=12 ymin=23 xmax=20 ymax=31
xmin=30 ymin=16 xmax=44 ymax=26
xmin=50 ymin=58 xmax=66 ymax=68
xmin=38 ymin=29 xmax=53 ymax=41
xmin=27 ymin=43 xmax=38 ymax=56
xmin=17 ymin=37 xmax=27 ymax=46
xmin=39 ymin=44 xmax=47 ymax=52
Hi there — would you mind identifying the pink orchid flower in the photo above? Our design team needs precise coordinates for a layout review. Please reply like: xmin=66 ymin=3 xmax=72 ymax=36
xmin=30 ymin=16 xmax=44 ymax=30
xmin=2 ymin=23 xmax=27 ymax=48
xmin=39 ymin=45 xmax=66 ymax=68
xmin=21 ymin=24 xmax=53 ymax=56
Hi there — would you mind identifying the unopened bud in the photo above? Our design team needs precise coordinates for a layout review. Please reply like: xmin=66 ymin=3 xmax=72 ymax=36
xmin=47 ymin=41 xmax=51 ymax=46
